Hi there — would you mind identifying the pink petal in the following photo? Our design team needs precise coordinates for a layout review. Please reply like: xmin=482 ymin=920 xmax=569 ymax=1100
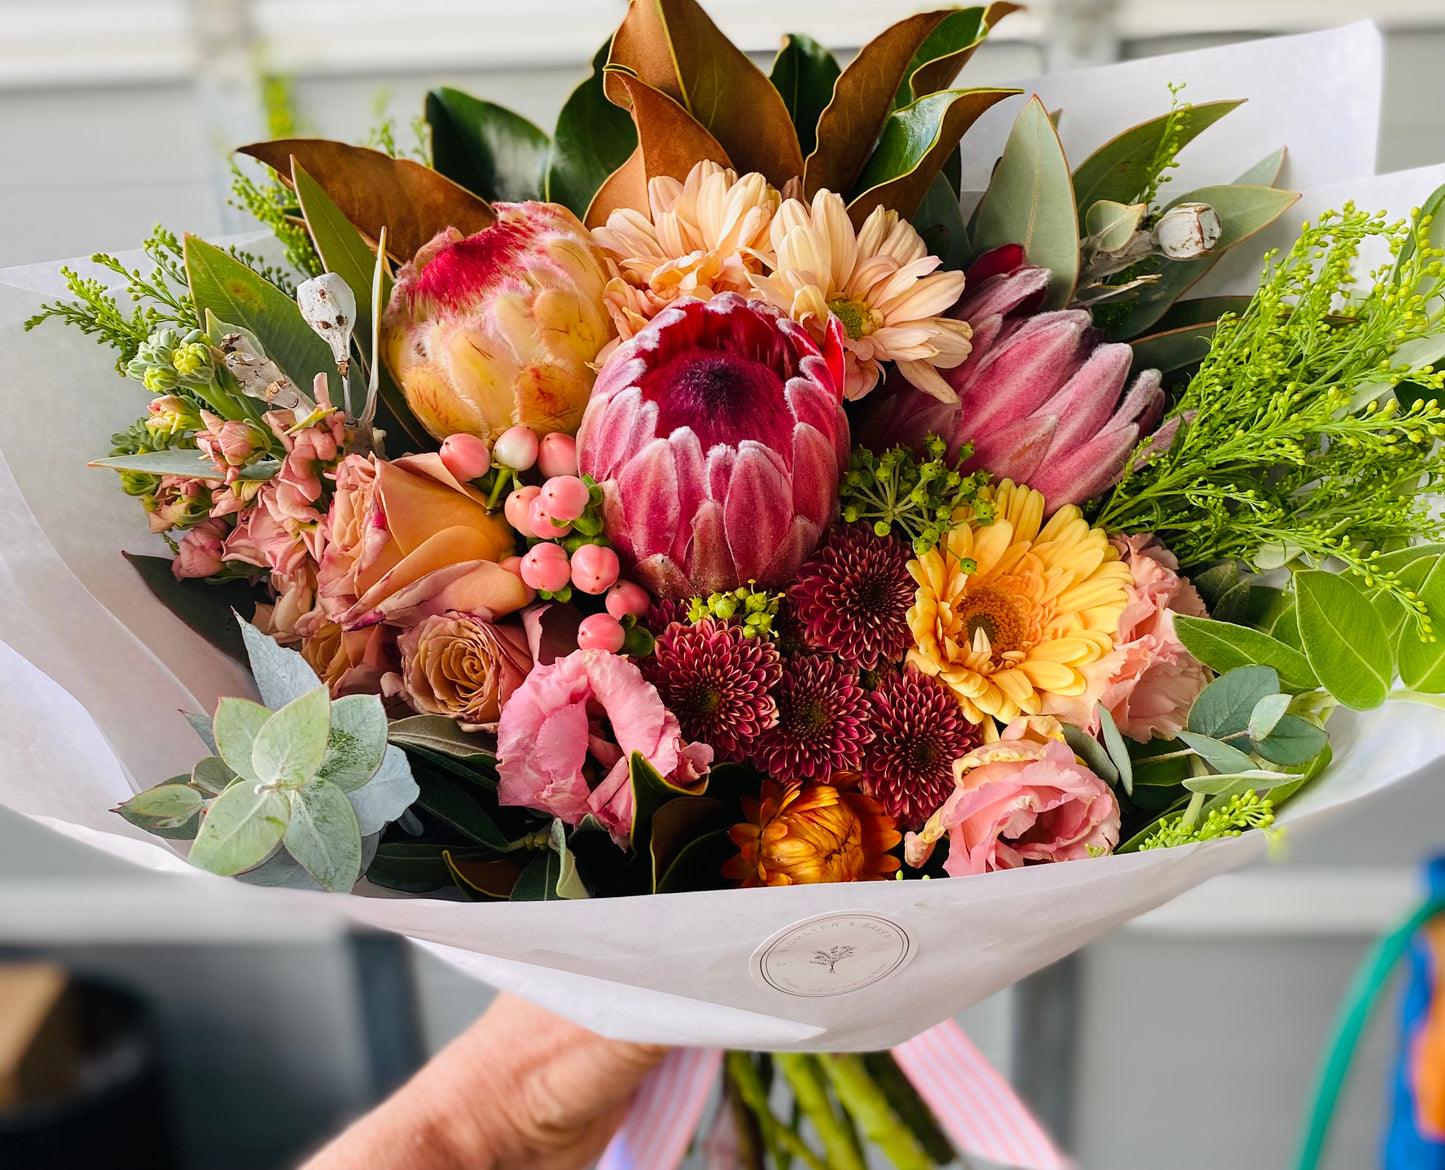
xmin=790 ymin=422 xmax=839 ymax=528
xmin=724 ymin=443 xmax=790 ymax=582
xmin=618 ymin=437 xmax=679 ymax=559
xmin=963 ymin=312 xmax=1090 ymax=433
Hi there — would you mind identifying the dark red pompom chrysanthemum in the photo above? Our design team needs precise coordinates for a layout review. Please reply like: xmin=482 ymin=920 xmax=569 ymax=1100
xmin=644 ymin=617 xmax=782 ymax=758
xmin=645 ymin=597 xmax=687 ymax=636
xmin=751 ymin=656 xmax=872 ymax=785
xmin=788 ymin=524 xmax=915 ymax=669
xmin=859 ymin=665 xmax=981 ymax=830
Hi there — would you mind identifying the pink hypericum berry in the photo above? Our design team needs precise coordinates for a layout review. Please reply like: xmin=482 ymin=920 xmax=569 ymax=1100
xmin=605 ymin=580 xmax=651 ymax=619
xmin=570 ymin=544 xmax=620 ymax=594
xmin=528 ymin=496 xmax=573 ymax=538
xmin=504 ymin=485 xmax=541 ymax=536
xmin=577 ymin=613 xmax=626 ymax=652
xmin=501 ymin=554 xmax=526 ymax=578
xmin=520 ymin=542 xmax=571 ymax=592
xmin=540 ymin=475 xmax=590 ymax=523
xmin=493 ymin=425 xmax=540 ymax=470
xmin=537 ymin=432 xmax=579 ymax=478
xmin=439 ymin=433 xmax=491 ymax=481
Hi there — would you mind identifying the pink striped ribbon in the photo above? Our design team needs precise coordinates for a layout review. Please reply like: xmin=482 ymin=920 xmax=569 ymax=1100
xmin=599 ymin=1019 xmax=1071 ymax=1170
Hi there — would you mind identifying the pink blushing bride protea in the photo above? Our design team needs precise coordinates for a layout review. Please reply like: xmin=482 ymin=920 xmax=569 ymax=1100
xmin=381 ymin=202 xmax=613 ymax=444
xmin=576 ymin=292 xmax=849 ymax=599
xmin=860 ymin=249 xmax=1165 ymax=513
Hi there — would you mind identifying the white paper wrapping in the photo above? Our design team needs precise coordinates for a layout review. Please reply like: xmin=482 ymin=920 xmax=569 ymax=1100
xmin=2 ymin=28 xmax=1439 ymax=1051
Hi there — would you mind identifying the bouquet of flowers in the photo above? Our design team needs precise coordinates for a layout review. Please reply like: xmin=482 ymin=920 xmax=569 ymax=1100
xmin=2 ymin=4 xmax=1443 ymax=1165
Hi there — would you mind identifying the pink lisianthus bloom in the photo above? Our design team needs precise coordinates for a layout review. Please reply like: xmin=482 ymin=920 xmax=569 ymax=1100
xmin=171 ymin=517 xmax=230 ymax=579
xmin=1099 ymin=534 xmax=1211 ymax=742
xmin=905 ymin=715 xmax=1120 ymax=876
xmin=196 ymin=412 xmax=264 ymax=483
xmin=497 ymin=649 xmax=712 ymax=846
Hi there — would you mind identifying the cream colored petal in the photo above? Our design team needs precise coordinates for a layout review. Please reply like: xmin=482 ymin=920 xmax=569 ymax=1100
xmin=895 ymin=359 xmax=959 ymax=403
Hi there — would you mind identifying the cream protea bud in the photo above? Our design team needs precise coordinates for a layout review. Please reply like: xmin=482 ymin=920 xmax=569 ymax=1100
xmin=381 ymin=203 xmax=614 ymax=445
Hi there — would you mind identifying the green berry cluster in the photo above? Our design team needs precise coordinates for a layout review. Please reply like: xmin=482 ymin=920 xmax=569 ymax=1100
xmin=1139 ymin=790 xmax=1275 ymax=850
xmin=686 ymin=584 xmax=781 ymax=638
xmin=840 ymin=434 xmax=992 ymax=556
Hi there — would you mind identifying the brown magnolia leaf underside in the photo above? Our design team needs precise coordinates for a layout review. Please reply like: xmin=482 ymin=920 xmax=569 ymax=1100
xmin=236 ymin=138 xmax=495 ymax=263
xmin=584 ymin=147 xmax=649 ymax=229
xmin=906 ymin=2 xmax=1021 ymax=100
xmin=624 ymin=75 xmax=733 ymax=182
xmin=802 ymin=8 xmax=955 ymax=200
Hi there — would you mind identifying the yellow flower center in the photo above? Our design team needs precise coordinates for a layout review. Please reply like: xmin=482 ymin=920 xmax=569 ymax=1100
xmin=827 ymin=296 xmax=876 ymax=340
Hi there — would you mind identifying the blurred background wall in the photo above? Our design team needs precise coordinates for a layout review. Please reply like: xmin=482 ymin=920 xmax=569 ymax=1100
xmin=1 ymin=2 xmax=1444 ymax=1168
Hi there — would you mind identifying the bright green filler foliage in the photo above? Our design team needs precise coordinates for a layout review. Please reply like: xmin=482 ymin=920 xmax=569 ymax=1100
xmin=1139 ymin=789 xmax=1276 ymax=850
xmin=840 ymin=434 xmax=993 ymax=557
xmin=687 ymin=586 xmax=783 ymax=638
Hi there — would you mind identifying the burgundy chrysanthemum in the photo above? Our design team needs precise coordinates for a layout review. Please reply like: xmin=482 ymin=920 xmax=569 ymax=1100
xmin=645 ymin=597 xmax=687 ymax=635
xmin=859 ymin=666 xmax=981 ymax=831
xmin=751 ymin=656 xmax=873 ymax=785
xmin=788 ymin=524 xmax=915 ymax=669
xmin=644 ymin=617 xmax=782 ymax=758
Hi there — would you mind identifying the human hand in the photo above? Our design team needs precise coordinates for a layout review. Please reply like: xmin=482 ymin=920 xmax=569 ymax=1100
xmin=301 ymin=992 xmax=668 ymax=1170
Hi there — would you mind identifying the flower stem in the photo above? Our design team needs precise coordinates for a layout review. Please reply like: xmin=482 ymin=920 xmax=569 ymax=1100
xmin=775 ymin=1054 xmax=867 ymax=1170
xmin=817 ymin=1054 xmax=933 ymax=1170
xmin=726 ymin=1052 xmax=827 ymax=1170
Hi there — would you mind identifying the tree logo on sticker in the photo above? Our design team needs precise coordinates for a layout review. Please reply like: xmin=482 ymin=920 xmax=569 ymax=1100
xmin=753 ymin=912 xmax=914 ymax=997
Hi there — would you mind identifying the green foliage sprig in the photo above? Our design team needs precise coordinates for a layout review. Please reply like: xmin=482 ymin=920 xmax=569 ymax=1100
xmin=687 ymin=585 xmax=782 ymax=638
xmin=1138 ymin=82 xmax=1188 ymax=213
xmin=229 ymin=164 xmax=323 ymax=283
xmin=842 ymin=435 xmax=992 ymax=556
xmin=1139 ymin=789 xmax=1275 ymax=850
xmin=1097 ymin=203 xmax=1445 ymax=614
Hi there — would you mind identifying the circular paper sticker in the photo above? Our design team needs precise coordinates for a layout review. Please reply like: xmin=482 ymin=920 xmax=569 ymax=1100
xmin=751 ymin=911 xmax=915 ymax=998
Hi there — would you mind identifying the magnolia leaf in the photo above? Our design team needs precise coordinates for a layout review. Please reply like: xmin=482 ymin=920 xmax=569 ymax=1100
xmin=284 ymin=778 xmax=362 ymax=892
xmin=1188 ymin=665 xmax=1280 ymax=740
xmin=188 ymin=780 xmax=290 ymax=876
xmin=1248 ymin=693 xmax=1292 ymax=742
xmin=969 ymin=96 xmax=1078 ymax=309
xmin=1182 ymin=768 xmax=1293 ymax=795
xmin=239 ymin=618 xmax=324 ymax=710
xmin=629 ymin=750 xmax=704 ymax=858
xmin=1061 ymin=724 xmax=1117 ymax=786
xmin=1251 ymin=714 xmax=1329 ymax=766
xmin=1084 ymin=199 xmax=1146 ymax=252
xmin=896 ymin=4 xmax=1018 ymax=108
xmin=235 ymin=139 xmax=495 ymax=262
xmin=443 ymin=851 xmax=529 ymax=900
xmin=649 ymin=795 xmax=732 ymax=891
xmin=349 ymin=745 xmax=420 ymax=837
xmin=1071 ymin=99 xmax=1244 ymax=216
xmin=367 ymin=840 xmax=461 ymax=893
xmin=191 ymin=755 xmax=235 ymax=796
xmin=1295 ymin=570 xmax=1392 ymax=710
xmin=183 ymin=236 xmax=340 ymax=402
xmin=850 ymin=87 xmax=1018 ymax=224
xmin=317 ymin=693 xmax=388 ymax=791
xmin=413 ymin=766 xmax=512 ymax=849
xmin=213 ymin=696 xmax=272 ymax=783
xmin=293 ymin=159 xmax=378 ymax=363
xmin=549 ymin=818 xmax=591 ymax=900
xmin=656 ymin=828 xmax=737 ymax=894
xmin=124 ymin=553 xmax=259 ymax=665
xmin=90 ymin=451 xmax=275 ymax=482
xmin=1176 ymin=730 xmax=1255 ymax=774
xmin=387 ymin=715 xmax=498 ymax=761
xmin=250 ymin=686 xmax=332 ymax=788
xmin=1234 ymin=146 xmax=1287 ymax=187
xmin=1398 ymin=556 xmax=1445 ymax=693
xmin=116 ymin=782 xmax=206 ymax=839
xmin=1097 ymin=705 xmax=1134 ymax=796
xmin=803 ymin=8 xmax=955 ymax=199
xmin=186 ymin=712 xmax=219 ymax=755
xmin=584 ymin=146 xmax=649 ymax=229
xmin=770 ymin=33 xmax=841 ymax=160
xmin=510 ymin=849 xmax=565 ymax=901
xmin=427 ymin=87 xmax=549 ymax=203
xmin=611 ymin=74 xmax=733 ymax=188
xmin=1173 ymin=615 xmax=1318 ymax=691
xmin=547 ymin=37 xmax=638 ymax=217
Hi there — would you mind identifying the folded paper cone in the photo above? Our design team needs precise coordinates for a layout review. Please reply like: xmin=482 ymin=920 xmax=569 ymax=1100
xmin=2 ymin=29 xmax=1432 ymax=1051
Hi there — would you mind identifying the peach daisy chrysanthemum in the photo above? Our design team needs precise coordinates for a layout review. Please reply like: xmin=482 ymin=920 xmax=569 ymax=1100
xmin=906 ymin=480 xmax=1132 ymax=725
xmin=751 ymin=190 xmax=973 ymax=402
xmin=592 ymin=160 xmax=780 ymax=342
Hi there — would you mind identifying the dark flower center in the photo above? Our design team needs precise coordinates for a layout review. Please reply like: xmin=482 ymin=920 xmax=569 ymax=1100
xmin=642 ymin=348 xmax=796 ymax=453
xmin=789 ymin=697 xmax=830 ymax=734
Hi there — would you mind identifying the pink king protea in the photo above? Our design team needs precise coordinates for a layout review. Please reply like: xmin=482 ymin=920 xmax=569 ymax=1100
xmin=860 ymin=246 xmax=1165 ymax=513
xmin=577 ymin=293 xmax=850 ymax=599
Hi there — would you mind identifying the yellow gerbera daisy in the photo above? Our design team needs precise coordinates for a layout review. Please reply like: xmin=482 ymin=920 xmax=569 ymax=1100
xmin=751 ymin=188 xmax=973 ymax=402
xmin=907 ymin=480 xmax=1131 ymax=724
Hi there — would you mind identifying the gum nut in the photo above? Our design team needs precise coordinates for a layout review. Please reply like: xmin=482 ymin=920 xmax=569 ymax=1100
xmin=439 ymin=433 xmax=491 ymax=481
xmin=529 ymin=495 xmax=573 ymax=538
xmin=570 ymin=544 xmax=620 ymax=594
xmin=493 ymin=425 xmax=540 ymax=470
xmin=606 ymin=580 xmax=651 ymax=619
xmin=577 ymin=613 xmax=626 ymax=653
xmin=520 ymin=543 xmax=572 ymax=592
xmin=540 ymin=475 xmax=591 ymax=523
xmin=537 ymin=432 xmax=579 ymax=478
xmin=504 ymin=485 xmax=542 ymax=536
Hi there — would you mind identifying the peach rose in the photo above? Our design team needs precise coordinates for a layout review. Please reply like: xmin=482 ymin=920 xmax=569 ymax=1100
xmin=300 ymin=619 xmax=399 ymax=699
xmin=396 ymin=614 xmax=532 ymax=731
xmin=905 ymin=715 xmax=1119 ymax=875
xmin=316 ymin=452 xmax=527 ymax=630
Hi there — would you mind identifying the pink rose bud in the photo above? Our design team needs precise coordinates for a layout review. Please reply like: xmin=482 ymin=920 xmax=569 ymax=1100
xmin=520 ymin=542 xmax=571 ymax=592
xmin=528 ymin=496 xmax=573 ymax=538
xmin=540 ymin=475 xmax=590 ymax=523
xmin=605 ymin=579 xmax=651 ymax=619
xmin=537 ymin=432 xmax=579 ymax=478
xmin=439 ymin=433 xmax=491 ymax=481
xmin=577 ymin=613 xmax=626 ymax=653
xmin=570 ymin=544 xmax=620 ymax=594
xmin=504 ymin=485 xmax=541 ymax=536
xmin=494 ymin=425 xmax=539 ymax=470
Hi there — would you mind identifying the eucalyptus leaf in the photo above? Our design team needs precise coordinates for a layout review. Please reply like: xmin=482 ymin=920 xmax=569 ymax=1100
xmin=1173 ymin=616 xmax=1317 ymax=690
xmin=240 ymin=618 xmax=325 ymax=709
xmin=1084 ymin=200 xmax=1145 ymax=252
xmin=115 ymin=782 xmax=206 ymax=839
xmin=186 ymin=711 xmax=219 ymax=754
xmin=910 ymin=171 xmax=969 ymax=271
xmin=546 ymin=38 xmax=639 ymax=217
xmin=1295 ymin=570 xmax=1392 ymax=710
xmin=969 ymin=96 xmax=1077 ymax=309
xmin=213 ymin=696 xmax=271 ymax=783
xmin=1182 ymin=768 xmax=1293 ymax=795
xmin=90 ymin=451 xmax=277 ymax=481
xmin=549 ymin=819 xmax=590 ymax=900
xmin=1251 ymin=714 xmax=1329 ymax=767
xmin=1247 ymin=693 xmax=1291 ymax=742
xmin=1189 ymin=562 xmax=1241 ymax=609
xmin=317 ymin=693 xmax=387 ymax=791
xmin=387 ymin=715 xmax=498 ymax=761
xmin=1097 ymin=705 xmax=1133 ymax=796
xmin=284 ymin=778 xmax=363 ymax=892
xmin=1061 ymin=723 xmax=1117 ymax=786
xmin=1188 ymin=666 xmax=1280 ymax=739
xmin=191 ymin=755 xmax=235 ymax=796
xmin=188 ymin=780 xmax=290 ymax=876
xmin=428 ymin=87 xmax=550 ymax=203
xmin=1212 ymin=583 xmax=1286 ymax=629
xmin=770 ymin=33 xmax=841 ymax=160
xmin=1176 ymin=730 xmax=1255 ymax=774
xmin=1234 ymin=146 xmax=1287 ymax=187
xmin=250 ymin=685 xmax=331 ymax=788
xmin=348 ymin=745 xmax=420 ymax=837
